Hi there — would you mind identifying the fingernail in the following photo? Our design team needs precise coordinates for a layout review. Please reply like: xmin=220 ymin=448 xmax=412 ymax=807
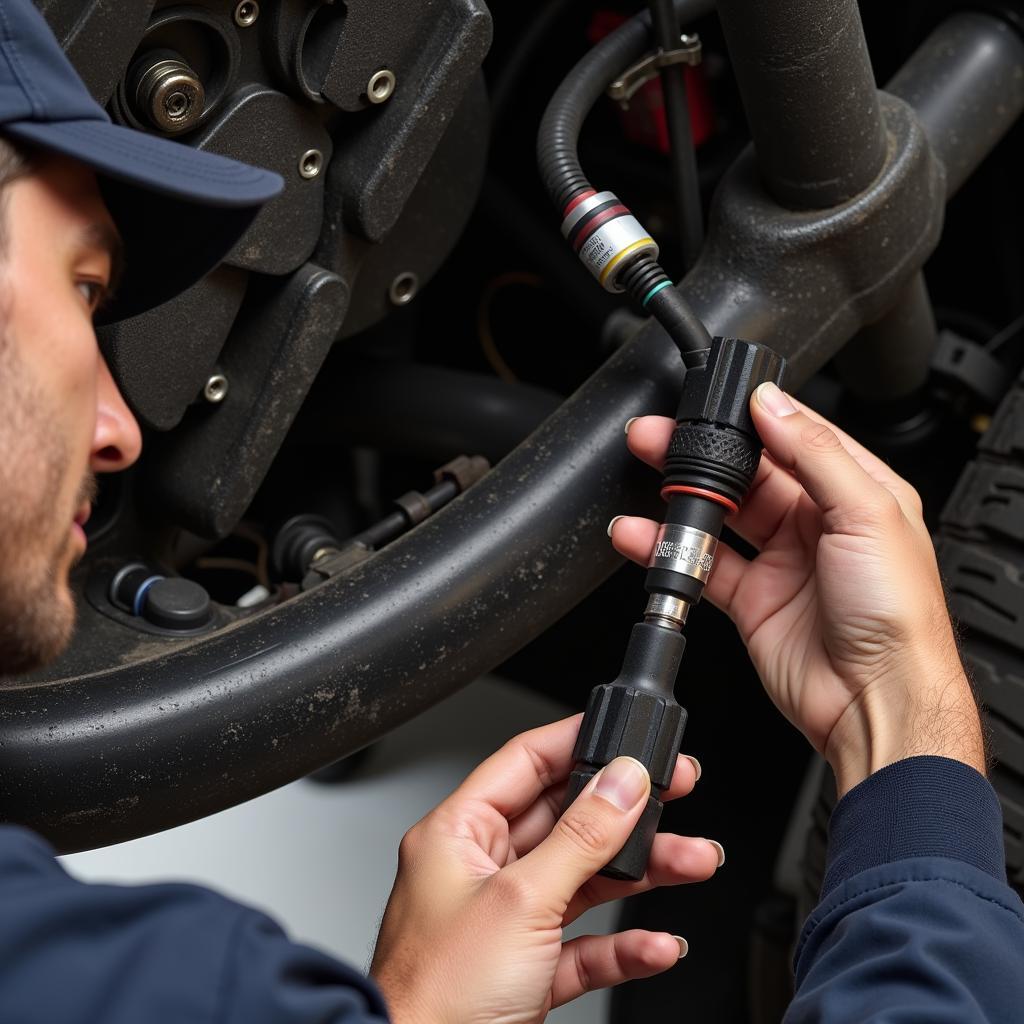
xmin=703 ymin=839 xmax=726 ymax=867
xmin=607 ymin=515 xmax=625 ymax=538
xmin=624 ymin=416 xmax=640 ymax=435
xmin=683 ymin=754 xmax=702 ymax=782
xmin=594 ymin=756 xmax=650 ymax=811
xmin=672 ymin=935 xmax=689 ymax=959
xmin=755 ymin=381 xmax=797 ymax=417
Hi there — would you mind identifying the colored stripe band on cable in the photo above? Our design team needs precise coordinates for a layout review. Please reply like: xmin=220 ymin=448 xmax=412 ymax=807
xmin=660 ymin=485 xmax=739 ymax=515
xmin=641 ymin=280 xmax=673 ymax=307
xmin=563 ymin=189 xmax=596 ymax=218
xmin=599 ymin=238 xmax=656 ymax=286
xmin=568 ymin=202 xmax=629 ymax=251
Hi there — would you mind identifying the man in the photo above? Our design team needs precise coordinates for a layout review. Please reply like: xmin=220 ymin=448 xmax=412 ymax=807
xmin=0 ymin=0 xmax=1022 ymax=1020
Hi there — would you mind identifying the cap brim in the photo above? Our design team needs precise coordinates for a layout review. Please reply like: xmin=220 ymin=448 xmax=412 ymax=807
xmin=4 ymin=118 xmax=283 ymax=323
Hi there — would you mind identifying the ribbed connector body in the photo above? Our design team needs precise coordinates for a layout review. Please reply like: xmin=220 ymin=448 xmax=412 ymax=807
xmin=662 ymin=337 xmax=786 ymax=507
xmin=565 ymin=623 xmax=687 ymax=881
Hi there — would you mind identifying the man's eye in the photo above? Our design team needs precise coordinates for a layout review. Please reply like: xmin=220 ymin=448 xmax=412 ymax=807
xmin=76 ymin=281 xmax=104 ymax=309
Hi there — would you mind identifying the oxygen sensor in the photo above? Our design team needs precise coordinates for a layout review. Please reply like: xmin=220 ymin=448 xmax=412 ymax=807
xmin=538 ymin=2 xmax=785 ymax=879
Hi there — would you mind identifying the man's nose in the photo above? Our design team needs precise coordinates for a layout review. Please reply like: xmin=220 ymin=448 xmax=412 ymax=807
xmin=91 ymin=358 xmax=142 ymax=472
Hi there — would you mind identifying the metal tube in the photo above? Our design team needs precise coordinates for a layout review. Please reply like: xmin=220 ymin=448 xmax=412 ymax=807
xmin=714 ymin=0 xmax=887 ymax=209
xmin=834 ymin=272 xmax=937 ymax=401
xmin=887 ymin=11 xmax=1024 ymax=200
xmin=649 ymin=0 xmax=704 ymax=267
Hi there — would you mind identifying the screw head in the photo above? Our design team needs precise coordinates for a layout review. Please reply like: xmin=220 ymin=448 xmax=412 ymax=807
xmin=203 ymin=374 xmax=229 ymax=403
xmin=367 ymin=69 xmax=396 ymax=105
xmin=135 ymin=58 xmax=205 ymax=134
xmin=234 ymin=1 xmax=259 ymax=27
xmin=389 ymin=272 xmax=419 ymax=306
xmin=298 ymin=149 xmax=323 ymax=179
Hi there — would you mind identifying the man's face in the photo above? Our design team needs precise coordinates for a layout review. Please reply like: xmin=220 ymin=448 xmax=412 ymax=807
xmin=0 ymin=154 xmax=141 ymax=674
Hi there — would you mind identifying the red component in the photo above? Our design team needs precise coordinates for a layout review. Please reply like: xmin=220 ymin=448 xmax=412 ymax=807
xmin=659 ymin=485 xmax=738 ymax=515
xmin=563 ymin=189 xmax=597 ymax=218
xmin=588 ymin=11 xmax=714 ymax=154
xmin=570 ymin=203 xmax=630 ymax=251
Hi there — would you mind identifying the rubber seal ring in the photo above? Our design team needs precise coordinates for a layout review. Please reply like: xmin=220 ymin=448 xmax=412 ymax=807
xmin=660 ymin=485 xmax=739 ymax=515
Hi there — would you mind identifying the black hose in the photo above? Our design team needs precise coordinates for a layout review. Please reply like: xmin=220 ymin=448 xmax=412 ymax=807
xmin=536 ymin=0 xmax=715 ymax=362
xmin=649 ymin=0 xmax=704 ymax=269
xmin=303 ymin=362 xmax=563 ymax=465
xmin=537 ymin=0 xmax=715 ymax=211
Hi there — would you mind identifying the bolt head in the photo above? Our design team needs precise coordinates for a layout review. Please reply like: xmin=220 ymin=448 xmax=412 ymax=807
xmin=135 ymin=58 xmax=205 ymax=134
xmin=388 ymin=272 xmax=419 ymax=306
xmin=234 ymin=1 xmax=259 ymax=27
xmin=367 ymin=69 xmax=396 ymax=104
xmin=203 ymin=374 xmax=229 ymax=404
xmin=298 ymin=149 xmax=323 ymax=179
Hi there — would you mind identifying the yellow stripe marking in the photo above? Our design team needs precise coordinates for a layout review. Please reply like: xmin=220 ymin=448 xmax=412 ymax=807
xmin=599 ymin=238 xmax=656 ymax=287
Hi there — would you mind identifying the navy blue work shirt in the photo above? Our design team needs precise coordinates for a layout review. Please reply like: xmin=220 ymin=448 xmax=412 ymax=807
xmin=0 ymin=755 xmax=1020 ymax=1021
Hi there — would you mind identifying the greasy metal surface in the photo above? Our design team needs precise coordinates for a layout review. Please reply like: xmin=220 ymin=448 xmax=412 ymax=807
xmin=887 ymin=11 xmax=1024 ymax=200
xmin=99 ymin=266 xmax=249 ymax=431
xmin=682 ymin=94 xmax=945 ymax=383
xmin=834 ymin=272 xmax=937 ymax=401
xmin=714 ymin=0 xmax=887 ymax=210
xmin=150 ymin=263 xmax=350 ymax=537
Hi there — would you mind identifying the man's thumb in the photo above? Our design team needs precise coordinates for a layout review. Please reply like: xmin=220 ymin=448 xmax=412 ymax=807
xmin=506 ymin=757 xmax=651 ymax=907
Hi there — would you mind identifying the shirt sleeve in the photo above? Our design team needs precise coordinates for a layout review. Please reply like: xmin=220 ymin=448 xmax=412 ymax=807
xmin=786 ymin=756 xmax=1024 ymax=1023
xmin=0 ymin=825 xmax=390 ymax=1024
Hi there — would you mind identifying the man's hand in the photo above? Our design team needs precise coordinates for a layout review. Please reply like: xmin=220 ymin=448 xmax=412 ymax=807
xmin=371 ymin=715 xmax=721 ymax=1023
xmin=612 ymin=383 xmax=985 ymax=796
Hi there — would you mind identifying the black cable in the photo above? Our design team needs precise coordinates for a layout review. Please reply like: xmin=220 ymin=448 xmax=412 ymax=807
xmin=537 ymin=0 xmax=715 ymax=210
xmin=536 ymin=0 xmax=715 ymax=360
xmin=649 ymin=0 xmax=704 ymax=269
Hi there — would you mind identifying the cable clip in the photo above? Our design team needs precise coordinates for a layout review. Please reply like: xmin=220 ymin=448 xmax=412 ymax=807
xmin=608 ymin=34 xmax=702 ymax=107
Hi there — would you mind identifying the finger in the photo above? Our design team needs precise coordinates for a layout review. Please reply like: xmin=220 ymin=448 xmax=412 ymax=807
xmin=505 ymin=756 xmax=651 ymax=908
xmin=449 ymin=714 xmax=583 ymax=820
xmin=550 ymin=930 xmax=685 ymax=1008
xmin=786 ymin=396 xmax=924 ymax=519
xmin=625 ymin=415 xmax=676 ymax=472
xmin=508 ymin=753 xmax=700 ymax=856
xmin=724 ymin=453 xmax=807 ymax=551
xmin=751 ymin=384 xmax=903 ymax=531
xmin=609 ymin=515 xmax=658 ymax=567
xmin=563 ymin=833 xmax=722 ymax=925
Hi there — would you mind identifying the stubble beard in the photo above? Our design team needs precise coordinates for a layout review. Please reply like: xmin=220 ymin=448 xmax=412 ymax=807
xmin=0 ymin=336 xmax=88 ymax=676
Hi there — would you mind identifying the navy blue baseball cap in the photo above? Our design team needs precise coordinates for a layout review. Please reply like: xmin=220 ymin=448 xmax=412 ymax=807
xmin=0 ymin=0 xmax=284 ymax=323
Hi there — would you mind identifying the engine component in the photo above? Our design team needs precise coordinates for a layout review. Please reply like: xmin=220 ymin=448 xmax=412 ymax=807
xmin=287 ymin=455 xmax=491 ymax=589
xmin=128 ymin=49 xmax=206 ymax=134
xmin=40 ymin=0 xmax=493 ymax=534
xmin=101 ymin=563 xmax=215 ymax=634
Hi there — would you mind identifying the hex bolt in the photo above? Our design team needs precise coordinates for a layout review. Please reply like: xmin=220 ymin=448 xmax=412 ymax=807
xmin=367 ymin=69 xmax=396 ymax=104
xmin=298 ymin=149 xmax=323 ymax=179
xmin=203 ymin=373 xmax=229 ymax=404
xmin=234 ymin=1 xmax=259 ymax=27
xmin=132 ymin=53 xmax=205 ymax=134
xmin=389 ymin=272 xmax=419 ymax=306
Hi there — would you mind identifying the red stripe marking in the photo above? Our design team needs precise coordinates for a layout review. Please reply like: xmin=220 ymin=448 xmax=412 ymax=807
xmin=563 ymin=190 xmax=596 ymax=218
xmin=660 ymin=485 xmax=739 ymax=515
xmin=571 ymin=204 xmax=629 ymax=252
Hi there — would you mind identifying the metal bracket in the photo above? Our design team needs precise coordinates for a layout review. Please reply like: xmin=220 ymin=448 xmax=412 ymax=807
xmin=608 ymin=34 xmax=702 ymax=106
